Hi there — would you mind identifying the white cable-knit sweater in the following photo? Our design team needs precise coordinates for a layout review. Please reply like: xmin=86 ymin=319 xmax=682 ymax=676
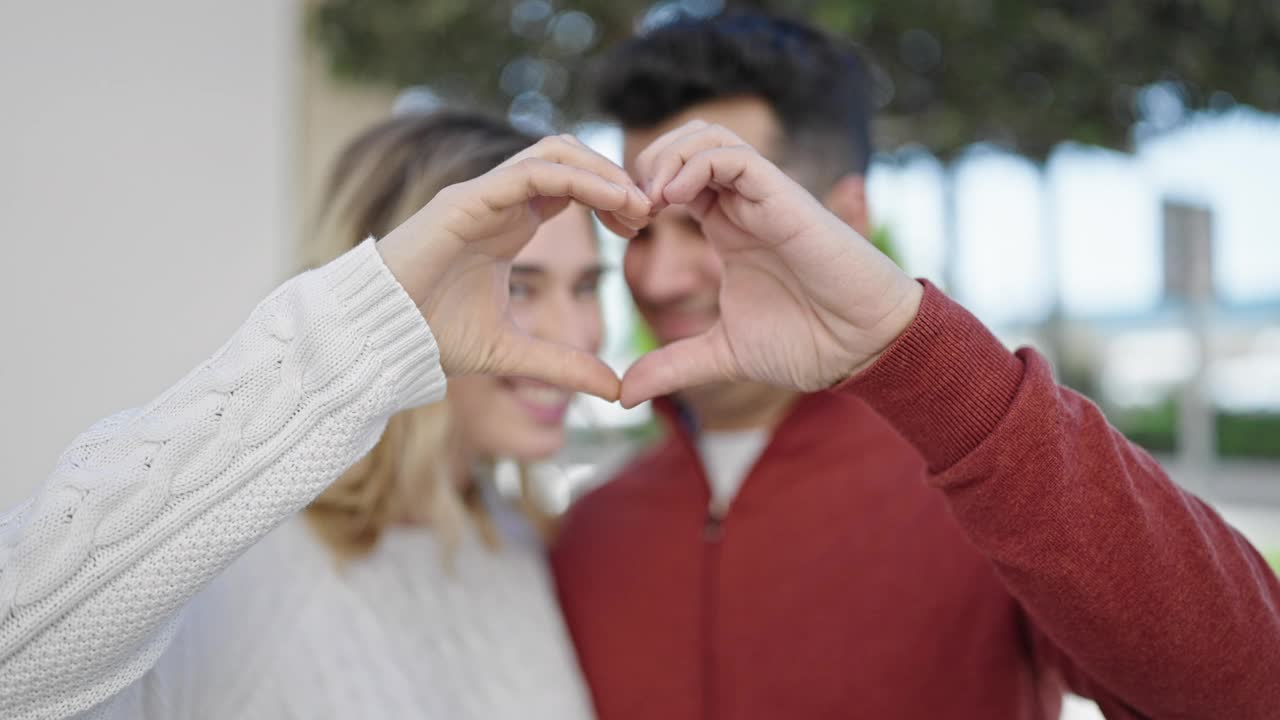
xmin=0 ymin=240 xmax=596 ymax=719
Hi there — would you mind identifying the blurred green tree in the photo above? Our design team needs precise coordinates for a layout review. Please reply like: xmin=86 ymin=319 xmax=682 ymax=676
xmin=310 ymin=0 xmax=1280 ymax=158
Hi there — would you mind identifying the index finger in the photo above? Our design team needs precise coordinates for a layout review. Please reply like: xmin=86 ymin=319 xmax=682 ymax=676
xmin=507 ymin=135 xmax=651 ymax=219
xmin=484 ymin=158 xmax=639 ymax=219
xmin=636 ymin=122 xmax=749 ymax=206
xmin=633 ymin=119 xmax=710 ymax=191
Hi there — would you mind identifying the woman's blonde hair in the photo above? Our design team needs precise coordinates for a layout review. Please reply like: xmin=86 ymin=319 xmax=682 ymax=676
xmin=303 ymin=111 xmax=548 ymax=563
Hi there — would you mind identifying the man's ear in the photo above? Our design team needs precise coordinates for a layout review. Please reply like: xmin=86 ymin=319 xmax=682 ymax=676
xmin=823 ymin=174 xmax=870 ymax=239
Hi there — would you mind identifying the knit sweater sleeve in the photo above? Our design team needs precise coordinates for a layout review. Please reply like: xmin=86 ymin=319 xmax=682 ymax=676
xmin=839 ymin=281 xmax=1280 ymax=719
xmin=0 ymin=239 xmax=447 ymax=719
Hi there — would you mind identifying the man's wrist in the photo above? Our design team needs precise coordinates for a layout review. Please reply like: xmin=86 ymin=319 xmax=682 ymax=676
xmin=836 ymin=281 xmax=1023 ymax=471
xmin=844 ymin=278 xmax=925 ymax=381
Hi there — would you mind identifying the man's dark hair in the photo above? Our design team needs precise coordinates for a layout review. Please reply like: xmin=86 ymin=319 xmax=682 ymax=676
xmin=594 ymin=12 xmax=873 ymax=188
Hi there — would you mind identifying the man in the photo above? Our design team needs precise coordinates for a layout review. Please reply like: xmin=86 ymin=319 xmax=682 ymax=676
xmin=551 ymin=12 xmax=1280 ymax=719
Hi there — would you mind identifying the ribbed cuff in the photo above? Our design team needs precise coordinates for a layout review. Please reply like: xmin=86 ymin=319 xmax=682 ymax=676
xmin=317 ymin=238 xmax=447 ymax=409
xmin=837 ymin=281 xmax=1024 ymax=473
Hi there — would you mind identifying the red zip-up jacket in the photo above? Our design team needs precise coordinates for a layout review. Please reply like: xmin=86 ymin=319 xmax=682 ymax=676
xmin=551 ymin=282 xmax=1280 ymax=719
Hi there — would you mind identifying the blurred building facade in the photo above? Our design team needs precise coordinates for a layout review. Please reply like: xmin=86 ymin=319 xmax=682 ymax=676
xmin=0 ymin=0 xmax=410 ymax=509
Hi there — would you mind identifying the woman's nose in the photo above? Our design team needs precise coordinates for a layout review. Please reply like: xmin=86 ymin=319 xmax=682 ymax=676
xmin=528 ymin=292 xmax=596 ymax=352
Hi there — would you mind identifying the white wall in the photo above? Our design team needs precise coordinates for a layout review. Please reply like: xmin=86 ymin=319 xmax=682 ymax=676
xmin=0 ymin=1 xmax=300 ymax=508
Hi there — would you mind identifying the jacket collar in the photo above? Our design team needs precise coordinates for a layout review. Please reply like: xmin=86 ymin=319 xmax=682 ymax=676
xmin=649 ymin=390 xmax=880 ymax=510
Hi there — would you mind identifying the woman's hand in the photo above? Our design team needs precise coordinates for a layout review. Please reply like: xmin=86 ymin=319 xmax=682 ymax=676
xmin=376 ymin=135 xmax=651 ymax=402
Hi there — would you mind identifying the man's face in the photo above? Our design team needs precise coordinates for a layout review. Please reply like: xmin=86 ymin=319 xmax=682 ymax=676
xmin=621 ymin=96 xmax=784 ymax=347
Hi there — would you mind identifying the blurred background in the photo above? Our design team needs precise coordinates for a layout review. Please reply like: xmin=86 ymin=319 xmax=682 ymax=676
xmin=1 ymin=3 xmax=1277 ymax=716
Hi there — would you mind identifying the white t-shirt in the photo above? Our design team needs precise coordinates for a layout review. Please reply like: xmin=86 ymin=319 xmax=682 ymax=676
xmin=696 ymin=429 xmax=770 ymax=515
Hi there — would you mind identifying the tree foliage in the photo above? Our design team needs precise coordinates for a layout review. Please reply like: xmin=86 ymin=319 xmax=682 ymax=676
xmin=311 ymin=0 xmax=1280 ymax=159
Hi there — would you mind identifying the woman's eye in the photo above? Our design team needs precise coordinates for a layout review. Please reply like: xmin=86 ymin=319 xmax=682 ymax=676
xmin=509 ymin=281 xmax=535 ymax=300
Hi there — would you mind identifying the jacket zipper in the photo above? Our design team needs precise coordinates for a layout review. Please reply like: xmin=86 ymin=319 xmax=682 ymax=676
xmin=703 ymin=511 xmax=724 ymax=720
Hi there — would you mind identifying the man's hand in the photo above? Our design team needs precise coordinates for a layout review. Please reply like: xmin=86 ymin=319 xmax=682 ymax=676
xmin=620 ymin=121 xmax=922 ymax=408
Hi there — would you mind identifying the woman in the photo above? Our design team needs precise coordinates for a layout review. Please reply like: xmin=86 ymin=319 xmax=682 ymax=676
xmin=0 ymin=111 xmax=651 ymax=719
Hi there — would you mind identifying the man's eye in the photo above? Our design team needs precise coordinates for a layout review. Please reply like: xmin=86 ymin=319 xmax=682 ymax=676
xmin=573 ymin=278 xmax=601 ymax=298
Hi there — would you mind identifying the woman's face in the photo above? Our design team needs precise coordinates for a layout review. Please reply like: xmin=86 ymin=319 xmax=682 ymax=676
xmin=448 ymin=204 xmax=605 ymax=462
